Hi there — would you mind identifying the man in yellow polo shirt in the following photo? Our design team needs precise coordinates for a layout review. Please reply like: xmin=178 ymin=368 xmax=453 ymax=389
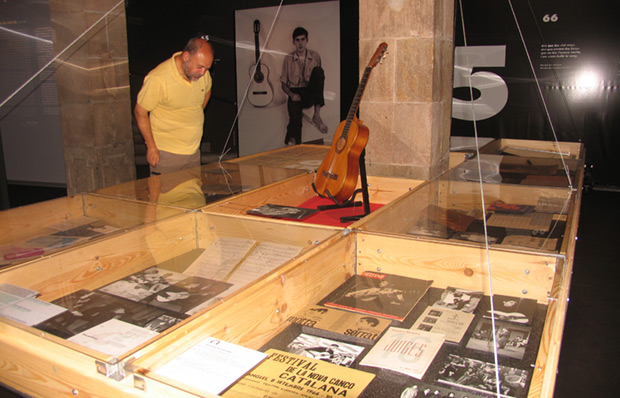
xmin=134 ymin=37 xmax=214 ymax=175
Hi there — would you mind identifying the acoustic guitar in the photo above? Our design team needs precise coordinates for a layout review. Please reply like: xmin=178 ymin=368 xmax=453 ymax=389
xmin=313 ymin=42 xmax=388 ymax=203
xmin=248 ymin=19 xmax=274 ymax=107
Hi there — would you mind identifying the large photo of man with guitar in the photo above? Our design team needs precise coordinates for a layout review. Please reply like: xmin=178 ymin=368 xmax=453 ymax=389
xmin=280 ymin=26 xmax=329 ymax=146
xmin=234 ymin=2 xmax=340 ymax=157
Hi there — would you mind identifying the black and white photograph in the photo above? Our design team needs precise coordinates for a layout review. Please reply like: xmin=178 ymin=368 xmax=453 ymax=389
xmin=324 ymin=271 xmax=433 ymax=321
xmin=143 ymin=313 xmax=187 ymax=333
xmin=235 ymin=2 xmax=340 ymax=156
xmin=484 ymin=295 xmax=537 ymax=325
xmin=466 ymin=319 xmax=531 ymax=360
xmin=99 ymin=266 xmax=189 ymax=302
xmin=450 ymin=230 xmax=500 ymax=244
xmin=36 ymin=290 xmax=165 ymax=339
xmin=432 ymin=286 xmax=483 ymax=313
xmin=286 ymin=333 xmax=365 ymax=367
xmin=246 ymin=203 xmax=318 ymax=220
xmin=436 ymin=354 xmax=530 ymax=398
xmin=406 ymin=222 xmax=454 ymax=240
xmin=144 ymin=276 xmax=232 ymax=315
xmin=50 ymin=221 xmax=119 ymax=239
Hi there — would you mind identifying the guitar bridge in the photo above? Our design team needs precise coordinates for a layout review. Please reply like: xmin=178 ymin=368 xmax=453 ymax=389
xmin=321 ymin=170 xmax=338 ymax=180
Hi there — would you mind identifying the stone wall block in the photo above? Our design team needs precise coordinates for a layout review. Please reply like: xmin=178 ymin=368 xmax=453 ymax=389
xmin=51 ymin=0 xmax=135 ymax=194
xmin=360 ymin=0 xmax=435 ymax=39
xmin=395 ymin=38 xmax=435 ymax=103
xmin=54 ymin=64 xmax=91 ymax=104
xmin=359 ymin=39 xmax=394 ymax=103
xmin=59 ymin=103 xmax=94 ymax=148
xmin=360 ymin=0 xmax=454 ymax=181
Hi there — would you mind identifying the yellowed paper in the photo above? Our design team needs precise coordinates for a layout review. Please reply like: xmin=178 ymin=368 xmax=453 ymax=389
xmin=223 ymin=349 xmax=375 ymax=398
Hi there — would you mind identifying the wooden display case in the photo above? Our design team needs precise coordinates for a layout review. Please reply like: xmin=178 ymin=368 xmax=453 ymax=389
xmin=0 ymin=209 xmax=341 ymax=397
xmin=128 ymin=198 xmax=580 ymax=398
xmin=479 ymin=138 xmax=582 ymax=160
xmin=357 ymin=179 xmax=578 ymax=255
xmin=124 ymin=156 xmax=583 ymax=397
xmin=0 ymin=142 xmax=583 ymax=398
xmin=201 ymin=172 xmax=424 ymax=229
xmin=226 ymin=144 xmax=330 ymax=171
xmin=0 ymin=194 xmax=185 ymax=269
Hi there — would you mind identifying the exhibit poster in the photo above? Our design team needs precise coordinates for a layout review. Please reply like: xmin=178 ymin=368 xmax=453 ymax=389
xmin=286 ymin=304 xmax=391 ymax=342
xmin=411 ymin=306 xmax=475 ymax=344
xmin=0 ymin=0 xmax=65 ymax=185
xmin=324 ymin=271 xmax=433 ymax=321
xmin=222 ymin=348 xmax=375 ymax=398
xmin=235 ymin=1 xmax=340 ymax=156
xmin=359 ymin=327 xmax=445 ymax=380
xmin=451 ymin=0 xmax=620 ymax=187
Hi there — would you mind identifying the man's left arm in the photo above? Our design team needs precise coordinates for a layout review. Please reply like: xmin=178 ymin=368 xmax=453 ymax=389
xmin=202 ymin=89 xmax=211 ymax=109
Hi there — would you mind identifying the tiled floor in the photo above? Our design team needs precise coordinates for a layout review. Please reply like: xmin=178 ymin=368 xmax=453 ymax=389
xmin=1 ymin=186 xmax=618 ymax=397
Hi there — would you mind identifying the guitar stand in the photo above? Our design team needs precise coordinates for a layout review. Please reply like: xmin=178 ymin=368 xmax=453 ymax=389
xmin=316 ymin=150 xmax=372 ymax=223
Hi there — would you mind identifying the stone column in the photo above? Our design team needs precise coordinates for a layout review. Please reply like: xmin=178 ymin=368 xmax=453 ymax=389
xmin=50 ymin=0 xmax=135 ymax=195
xmin=359 ymin=0 xmax=454 ymax=180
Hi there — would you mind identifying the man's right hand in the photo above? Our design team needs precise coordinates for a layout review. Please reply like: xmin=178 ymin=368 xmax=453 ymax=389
xmin=146 ymin=147 xmax=160 ymax=167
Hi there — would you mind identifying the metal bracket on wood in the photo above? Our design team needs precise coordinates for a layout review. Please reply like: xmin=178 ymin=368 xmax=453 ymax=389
xmin=95 ymin=359 xmax=126 ymax=381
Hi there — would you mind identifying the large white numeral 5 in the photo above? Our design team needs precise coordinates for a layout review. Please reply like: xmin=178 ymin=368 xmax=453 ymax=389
xmin=452 ymin=45 xmax=508 ymax=121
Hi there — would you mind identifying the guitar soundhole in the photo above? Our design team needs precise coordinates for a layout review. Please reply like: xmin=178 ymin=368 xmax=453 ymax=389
xmin=254 ymin=71 xmax=264 ymax=83
xmin=335 ymin=137 xmax=347 ymax=153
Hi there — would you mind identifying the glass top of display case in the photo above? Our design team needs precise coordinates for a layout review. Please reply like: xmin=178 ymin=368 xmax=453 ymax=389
xmin=93 ymin=161 xmax=308 ymax=209
xmin=445 ymin=154 xmax=581 ymax=188
xmin=357 ymin=178 xmax=575 ymax=255
xmin=0 ymin=194 xmax=186 ymax=269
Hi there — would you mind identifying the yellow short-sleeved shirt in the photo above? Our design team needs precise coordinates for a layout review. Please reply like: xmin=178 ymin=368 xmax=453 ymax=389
xmin=137 ymin=52 xmax=212 ymax=155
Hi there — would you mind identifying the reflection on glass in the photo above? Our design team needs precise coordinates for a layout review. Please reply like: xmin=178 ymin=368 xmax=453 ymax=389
xmin=360 ymin=179 xmax=573 ymax=254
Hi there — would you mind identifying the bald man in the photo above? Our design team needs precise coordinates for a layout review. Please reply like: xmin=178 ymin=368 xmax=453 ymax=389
xmin=135 ymin=37 xmax=214 ymax=175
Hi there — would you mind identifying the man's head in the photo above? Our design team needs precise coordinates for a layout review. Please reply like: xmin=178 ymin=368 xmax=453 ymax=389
xmin=181 ymin=37 xmax=214 ymax=82
xmin=292 ymin=27 xmax=308 ymax=54
xmin=359 ymin=317 xmax=379 ymax=327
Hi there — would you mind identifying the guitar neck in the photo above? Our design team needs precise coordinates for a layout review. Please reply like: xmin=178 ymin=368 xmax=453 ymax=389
xmin=342 ymin=66 xmax=373 ymax=136
xmin=254 ymin=34 xmax=260 ymax=64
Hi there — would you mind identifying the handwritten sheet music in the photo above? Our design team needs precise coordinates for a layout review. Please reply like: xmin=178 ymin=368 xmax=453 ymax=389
xmin=183 ymin=239 xmax=303 ymax=315
xmin=486 ymin=212 xmax=553 ymax=231
xmin=500 ymin=235 xmax=558 ymax=251
xmin=225 ymin=242 xmax=303 ymax=287
xmin=183 ymin=237 xmax=257 ymax=280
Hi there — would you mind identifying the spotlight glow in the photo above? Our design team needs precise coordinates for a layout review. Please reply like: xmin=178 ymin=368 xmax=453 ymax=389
xmin=575 ymin=69 xmax=600 ymax=90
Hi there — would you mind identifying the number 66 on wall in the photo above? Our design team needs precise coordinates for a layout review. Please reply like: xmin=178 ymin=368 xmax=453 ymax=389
xmin=452 ymin=45 xmax=508 ymax=121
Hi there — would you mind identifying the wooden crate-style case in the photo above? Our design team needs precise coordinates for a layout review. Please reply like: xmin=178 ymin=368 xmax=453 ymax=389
xmin=201 ymin=172 xmax=424 ymax=229
xmin=0 ymin=142 xmax=583 ymax=398
xmin=0 ymin=194 xmax=186 ymax=269
xmin=0 ymin=206 xmax=341 ymax=397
